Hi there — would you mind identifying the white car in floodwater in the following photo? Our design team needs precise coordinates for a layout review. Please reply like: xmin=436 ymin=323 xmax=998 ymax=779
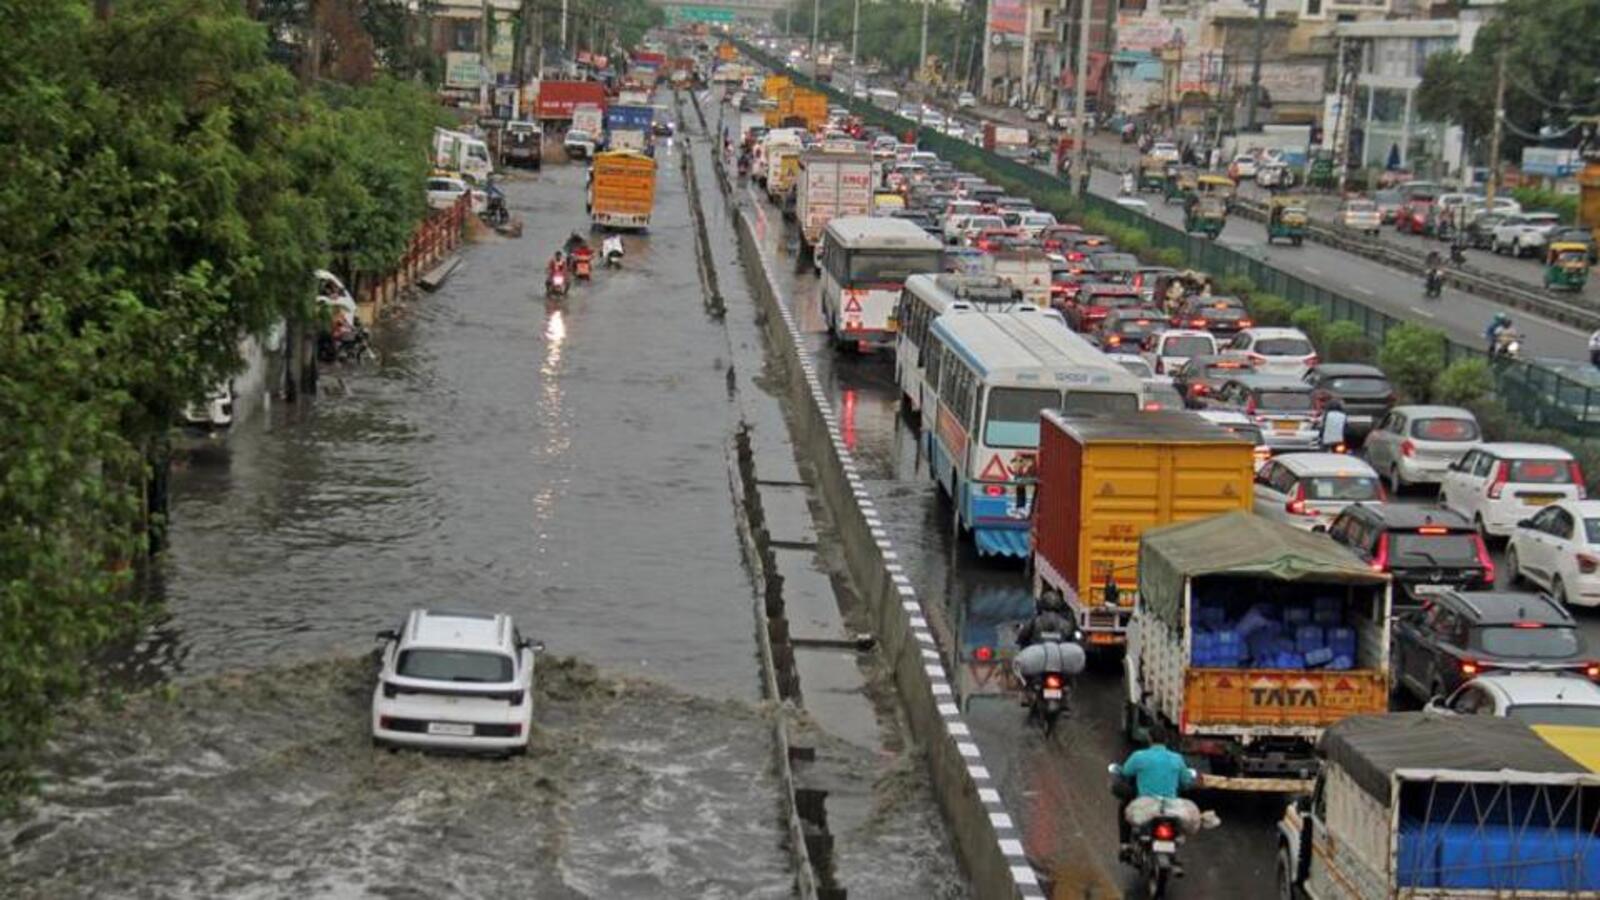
xmin=372 ymin=609 xmax=542 ymax=756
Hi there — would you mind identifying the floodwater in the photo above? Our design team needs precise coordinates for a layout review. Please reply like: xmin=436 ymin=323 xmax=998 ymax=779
xmin=1 ymin=143 xmax=798 ymax=896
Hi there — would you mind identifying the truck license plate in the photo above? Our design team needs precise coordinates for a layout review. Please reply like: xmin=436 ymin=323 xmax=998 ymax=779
xmin=1089 ymin=633 xmax=1119 ymax=645
xmin=427 ymin=722 xmax=474 ymax=737
xmin=1042 ymin=688 xmax=1063 ymax=700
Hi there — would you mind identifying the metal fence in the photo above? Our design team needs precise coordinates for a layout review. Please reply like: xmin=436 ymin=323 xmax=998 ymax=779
xmin=735 ymin=43 xmax=1600 ymax=440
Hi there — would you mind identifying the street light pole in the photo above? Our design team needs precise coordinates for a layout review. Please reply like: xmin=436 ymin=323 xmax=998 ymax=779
xmin=811 ymin=0 xmax=820 ymax=61
xmin=919 ymin=0 xmax=929 ymax=76
xmin=1486 ymin=40 xmax=1508 ymax=205
xmin=1245 ymin=0 xmax=1267 ymax=129
xmin=1072 ymin=0 xmax=1091 ymax=192
xmin=852 ymin=0 xmax=860 ymax=67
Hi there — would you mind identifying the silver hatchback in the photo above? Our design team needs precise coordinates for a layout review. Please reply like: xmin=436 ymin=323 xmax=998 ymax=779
xmin=1364 ymin=405 xmax=1483 ymax=493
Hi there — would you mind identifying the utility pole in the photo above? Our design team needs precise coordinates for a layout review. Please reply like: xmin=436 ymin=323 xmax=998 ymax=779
xmin=1020 ymin=0 xmax=1033 ymax=106
xmin=1485 ymin=40 xmax=1508 ymax=205
xmin=920 ymin=0 xmax=930 ymax=76
xmin=1334 ymin=36 xmax=1359 ymax=197
xmin=1071 ymin=0 xmax=1091 ymax=191
xmin=560 ymin=0 xmax=568 ymax=55
xmin=852 ymin=0 xmax=860 ymax=67
xmin=1245 ymin=0 xmax=1268 ymax=129
xmin=811 ymin=0 xmax=820 ymax=61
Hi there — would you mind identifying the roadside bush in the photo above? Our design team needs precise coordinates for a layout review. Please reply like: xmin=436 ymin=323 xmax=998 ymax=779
xmin=1465 ymin=397 xmax=1600 ymax=496
xmin=1116 ymin=226 xmax=1151 ymax=257
xmin=1221 ymin=274 xmax=1257 ymax=296
xmin=1247 ymin=294 xmax=1295 ymax=327
xmin=1378 ymin=323 xmax=1449 ymax=402
xmin=1155 ymin=247 xmax=1185 ymax=268
xmin=1433 ymin=358 xmax=1494 ymax=406
xmin=1321 ymin=320 xmax=1375 ymax=364
xmin=1510 ymin=187 xmax=1579 ymax=224
xmin=1291 ymin=306 xmax=1327 ymax=348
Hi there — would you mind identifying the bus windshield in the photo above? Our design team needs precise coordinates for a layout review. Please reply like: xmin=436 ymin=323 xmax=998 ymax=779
xmin=848 ymin=250 xmax=942 ymax=283
xmin=983 ymin=387 xmax=1058 ymax=448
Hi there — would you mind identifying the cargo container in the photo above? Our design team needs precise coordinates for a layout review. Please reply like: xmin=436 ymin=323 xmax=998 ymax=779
xmin=1124 ymin=512 xmax=1392 ymax=791
xmin=605 ymin=105 xmax=654 ymax=133
xmin=988 ymin=249 xmax=1055 ymax=307
xmin=433 ymin=127 xmax=492 ymax=184
xmin=790 ymin=88 xmax=828 ymax=130
xmin=766 ymin=144 xmax=802 ymax=207
xmin=535 ymin=81 xmax=607 ymax=119
xmin=571 ymin=103 xmax=603 ymax=138
xmin=588 ymin=150 xmax=656 ymax=230
xmin=982 ymin=123 xmax=1030 ymax=153
xmin=796 ymin=146 xmax=874 ymax=250
xmin=763 ymin=74 xmax=792 ymax=101
xmin=1278 ymin=713 xmax=1600 ymax=898
xmin=1032 ymin=412 xmax=1256 ymax=647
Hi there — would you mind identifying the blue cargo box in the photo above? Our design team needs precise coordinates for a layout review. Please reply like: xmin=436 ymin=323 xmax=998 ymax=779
xmin=1397 ymin=822 xmax=1600 ymax=891
xmin=605 ymin=105 xmax=654 ymax=131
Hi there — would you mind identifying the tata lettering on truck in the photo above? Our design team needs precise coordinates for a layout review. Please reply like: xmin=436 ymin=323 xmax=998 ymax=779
xmin=796 ymin=146 xmax=874 ymax=251
xmin=588 ymin=150 xmax=656 ymax=230
xmin=1031 ymin=412 xmax=1256 ymax=647
xmin=1124 ymin=512 xmax=1393 ymax=792
xmin=1277 ymin=713 xmax=1600 ymax=898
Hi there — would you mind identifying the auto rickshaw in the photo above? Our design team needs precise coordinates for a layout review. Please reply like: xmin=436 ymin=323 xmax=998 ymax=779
xmin=1138 ymin=155 xmax=1167 ymax=193
xmin=1266 ymin=196 xmax=1309 ymax=246
xmin=1165 ymin=166 xmax=1198 ymax=205
xmin=1545 ymin=242 xmax=1590 ymax=292
xmin=1196 ymin=173 xmax=1237 ymax=212
xmin=1184 ymin=194 xmax=1227 ymax=239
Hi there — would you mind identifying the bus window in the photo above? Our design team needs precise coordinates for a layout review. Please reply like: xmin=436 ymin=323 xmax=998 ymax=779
xmin=1062 ymin=391 xmax=1139 ymax=414
xmin=848 ymin=250 xmax=941 ymax=283
xmin=984 ymin=387 xmax=1058 ymax=448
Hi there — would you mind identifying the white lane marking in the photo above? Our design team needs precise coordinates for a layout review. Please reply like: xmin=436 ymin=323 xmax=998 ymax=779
xmin=1354 ymin=285 xmax=1376 ymax=295
xmin=1303 ymin=266 xmax=1322 ymax=276
xmin=1409 ymin=305 xmax=1436 ymax=318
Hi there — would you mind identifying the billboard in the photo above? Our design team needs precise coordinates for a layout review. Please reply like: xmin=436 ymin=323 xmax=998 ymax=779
xmin=1116 ymin=15 xmax=1187 ymax=53
xmin=445 ymin=52 xmax=484 ymax=88
xmin=988 ymin=0 xmax=1026 ymax=36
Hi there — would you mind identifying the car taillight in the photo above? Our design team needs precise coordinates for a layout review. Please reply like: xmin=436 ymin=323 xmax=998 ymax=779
xmin=1571 ymin=461 xmax=1587 ymax=499
xmin=1370 ymin=533 xmax=1389 ymax=571
xmin=1044 ymin=673 xmax=1064 ymax=690
xmin=507 ymin=722 xmax=523 ymax=736
xmin=1400 ymin=439 xmax=1416 ymax=458
xmin=1586 ymin=662 xmax=1600 ymax=681
xmin=984 ymin=484 xmax=1005 ymax=497
xmin=1579 ymin=554 xmax=1600 ymax=575
xmin=1190 ymin=318 xmax=1207 ymax=327
xmin=1460 ymin=659 xmax=1481 ymax=677
xmin=379 ymin=715 xmax=396 ymax=729
xmin=1474 ymin=534 xmax=1495 ymax=583
xmin=1238 ymin=319 xmax=1253 ymax=328
xmin=1152 ymin=821 xmax=1177 ymax=841
xmin=975 ymin=645 xmax=994 ymax=662
xmin=1487 ymin=460 xmax=1510 ymax=499
xmin=1286 ymin=483 xmax=1308 ymax=516
xmin=1106 ymin=335 xmax=1122 ymax=347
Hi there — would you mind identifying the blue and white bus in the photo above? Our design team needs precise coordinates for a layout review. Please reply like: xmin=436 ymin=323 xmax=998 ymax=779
xmin=818 ymin=216 xmax=942 ymax=351
xmin=895 ymin=273 xmax=1051 ymax=418
xmin=923 ymin=312 xmax=1142 ymax=558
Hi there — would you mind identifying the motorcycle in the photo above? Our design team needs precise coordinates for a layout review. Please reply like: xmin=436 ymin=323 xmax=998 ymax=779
xmin=1491 ymin=329 xmax=1523 ymax=360
xmin=1111 ymin=764 xmax=1205 ymax=900
xmin=602 ymin=236 xmax=624 ymax=268
xmin=1424 ymin=268 xmax=1444 ymax=298
xmin=317 ymin=323 xmax=374 ymax=364
xmin=1449 ymin=243 xmax=1467 ymax=266
xmin=571 ymin=246 xmax=594 ymax=280
xmin=546 ymin=268 xmax=569 ymax=299
xmin=1014 ymin=637 xmax=1085 ymax=737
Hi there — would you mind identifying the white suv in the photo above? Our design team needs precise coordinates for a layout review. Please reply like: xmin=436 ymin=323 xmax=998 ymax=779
xmin=1144 ymin=329 xmax=1217 ymax=376
xmin=1491 ymin=211 xmax=1562 ymax=257
xmin=372 ymin=609 xmax=542 ymax=755
xmin=1508 ymin=499 xmax=1600 ymax=607
xmin=1223 ymin=327 xmax=1318 ymax=378
xmin=1363 ymin=405 xmax=1482 ymax=493
xmin=1439 ymin=443 xmax=1585 ymax=539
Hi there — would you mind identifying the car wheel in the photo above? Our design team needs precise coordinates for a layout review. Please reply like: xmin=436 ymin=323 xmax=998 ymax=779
xmin=1553 ymin=577 xmax=1569 ymax=607
xmin=1507 ymin=546 xmax=1523 ymax=586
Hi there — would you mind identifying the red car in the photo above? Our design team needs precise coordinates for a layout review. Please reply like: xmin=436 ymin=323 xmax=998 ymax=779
xmin=972 ymin=227 xmax=1029 ymax=253
xmin=1395 ymin=198 xmax=1434 ymax=235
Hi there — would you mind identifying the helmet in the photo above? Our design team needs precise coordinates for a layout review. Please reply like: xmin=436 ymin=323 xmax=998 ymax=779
xmin=1495 ymin=312 xmax=1511 ymax=326
xmin=1039 ymin=590 xmax=1067 ymax=613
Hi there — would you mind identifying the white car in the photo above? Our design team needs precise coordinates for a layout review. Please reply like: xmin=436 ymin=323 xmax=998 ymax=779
xmin=1363 ymin=405 xmax=1482 ymax=492
xmin=1508 ymin=499 xmax=1600 ymax=607
xmin=1016 ymin=211 xmax=1058 ymax=238
xmin=1433 ymin=672 xmax=1600 ymax=725
xmin=372 ymin=609 xmax=542 ymax=755
xmin=1439 ymin=442 xmax=1584 ymax=539
xmin=1252 ymin=453 xmax=1383 ymax=531
xmin=1144 ymin=329 xmax=1217 ymax=376
xmin=1491 ymin=211 xmax=1563 ymax=257
xmin=921 ymin=112 xmax=947 ymax=130
xmin=1340 ymin=199 xmax=1382 ymax=235
xmin=1115 ymin=356 xmax=1157 ymax=380
xmin=426 ymin=174 xmax=472 ymax=211
xmin=563 ymin=129 xmax=596 ymax=159
xmin=1223 ymin=327 xmax=1318 ymax=378
xmin=1196 ymin=410 xmax=1271 ymax=470
xmin=1227 ymin=155 xmax=1258 ymax=180
xmin=180 ymin=380 xmax=235 ymax=430
xmin=957 ymin=92 xmax=977 ymax=109
xmin=1148 ymin=142 xmax=1181 ymax=164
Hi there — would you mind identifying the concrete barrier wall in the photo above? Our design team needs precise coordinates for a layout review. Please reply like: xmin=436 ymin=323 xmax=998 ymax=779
xmin=730 ymin=208 xmax=1045 ymax=900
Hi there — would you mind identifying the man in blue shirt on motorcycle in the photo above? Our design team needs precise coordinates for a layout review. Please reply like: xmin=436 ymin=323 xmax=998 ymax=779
xmin=1114 ymin=726 xmax=1195 ymax=856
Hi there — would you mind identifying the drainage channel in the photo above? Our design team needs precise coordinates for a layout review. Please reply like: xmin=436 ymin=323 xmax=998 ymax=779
xmin=676 ymin=88 xmax=967 ymax=900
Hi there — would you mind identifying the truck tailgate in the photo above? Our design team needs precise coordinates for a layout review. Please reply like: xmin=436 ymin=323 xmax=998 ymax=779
xmin=1183 ymin=668 xmax=1387 ymax=730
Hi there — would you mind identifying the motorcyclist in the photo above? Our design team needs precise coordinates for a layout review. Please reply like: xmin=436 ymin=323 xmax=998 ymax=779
xmin=1113 ymin=725 xmax=1197 ymax=857
xmin=547 ymin=250 xmax=567 ymax=287
xmin=1120 ymin=169 xmax=1135 ymax=196
xmin=1016 ymin=590 xmax=1075 ymax=647
xmin=1486 ymin=312 xmax=1514 ymax=356
xmin=602 ymin=234 xmax=624 ymax=266
xmin=1449 ymin=228 xmax=1468 ymax=265
xmin=563 ymin=232 xmax=589 ymax=256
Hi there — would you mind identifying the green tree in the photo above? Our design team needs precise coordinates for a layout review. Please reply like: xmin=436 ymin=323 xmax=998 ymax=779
xmin=1434 ymin=358 xmax=1495 ymax=406
xmin=1320 ymin=320 xmax=1374 ymax=364
xmin=1379 ymin=324 xmax=1449 ymax=403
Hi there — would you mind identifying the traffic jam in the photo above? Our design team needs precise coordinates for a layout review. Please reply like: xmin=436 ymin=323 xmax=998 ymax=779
xmin=719 ymin=41 xmax=1600 ymax=899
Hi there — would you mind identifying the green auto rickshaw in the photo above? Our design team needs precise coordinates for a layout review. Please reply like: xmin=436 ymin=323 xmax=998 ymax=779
xmin=1184 ymin=194 xmax=1227 ymax=239
xmin=1266 ymin=196 xmax=1309 ymax=246
xmin=1165 ymin=166 xmax=1198 ymax=205
xmin=1545 ymin=242 xmax=1590 ymax=292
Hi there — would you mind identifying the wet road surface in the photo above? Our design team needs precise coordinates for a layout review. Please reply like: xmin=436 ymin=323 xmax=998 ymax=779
xmin=1 ymin=134 xmax=802 ymax=897
xmin=716 ymin=94 xmax=1278 ymax=896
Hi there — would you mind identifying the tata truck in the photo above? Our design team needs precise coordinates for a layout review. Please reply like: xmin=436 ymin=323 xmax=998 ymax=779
xmin=1124 ymin=512 xmax=1392 ymax=791
xmin=796 ymin=145 xmax=874 ymax=252
xmin=588 ymin=150 xmax=656 ymax=230
xmin=1031 ymin=412 xmax=1256 ymax=649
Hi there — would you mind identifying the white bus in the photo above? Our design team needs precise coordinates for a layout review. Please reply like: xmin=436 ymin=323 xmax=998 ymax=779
xmin=867 ymin=87 xmax=900 ymax=112
xmin=896 ymin=273 xmax=1050 ymax=416
xmin=923 ymin=312 xmax=1142 ymax=558
xmin=817 ymin=216 xmax=942 ymax=351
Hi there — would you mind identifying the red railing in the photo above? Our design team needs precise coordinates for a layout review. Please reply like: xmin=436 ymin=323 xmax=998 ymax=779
xmin=359 ymin=193 xmax=469 ymax=313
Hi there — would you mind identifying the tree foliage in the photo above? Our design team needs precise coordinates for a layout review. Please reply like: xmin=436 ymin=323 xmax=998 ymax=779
xmin=0 ymin=0 xmax=434 ymax=806
xmin=778 ymin=0 xmax=984 ymax=80
xmin=1379 ymin=324 xmax=1449 ymax=403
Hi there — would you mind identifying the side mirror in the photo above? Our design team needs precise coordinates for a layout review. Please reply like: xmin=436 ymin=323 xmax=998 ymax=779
xmin=1107 ymin=763 xmax=1121 ymax=775
xmin=1516 ymin=518 xmax=1534 ymax=529
xmin=520 ymin=638 xmax=546 ymax=653
xmin=1311 ymin=524 xmax=1328 ymax=534
xmin=375 ymin=629 xmax=398 ymax=642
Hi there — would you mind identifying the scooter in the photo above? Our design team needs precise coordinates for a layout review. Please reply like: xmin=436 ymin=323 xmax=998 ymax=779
xmin=602 ymin=236 xmax=624 ymax=268
xmin=1449 ymin=242 xmax=1467 ymax=266
xmin=1491 ymin=329 xmax=1523 ymax=360
xmin=571 ymin=246 xmax=594 ymax=280
xmin=1424 ymin=268 xmax=1444 ymax=298
xmin=546 ymin=268 xmax=569 ymax=299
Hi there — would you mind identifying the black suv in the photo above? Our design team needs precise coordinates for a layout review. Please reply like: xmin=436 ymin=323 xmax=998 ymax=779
xmin=1303 ymin=363 xmax=1395 ymax=439
xmin=1391 ymin=589 xmax=1595 ymax=703
xmin=1325 ymin=504 xmax=1491 ymax=608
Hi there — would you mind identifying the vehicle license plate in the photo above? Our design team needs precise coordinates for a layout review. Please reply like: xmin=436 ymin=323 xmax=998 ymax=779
xmin=1152 ymin=840 xmax=1177 ymax=853
xmin=1411 ymin=583 xmax=1448 ymax=596
xmin=427 ymin=722 xmax=474 ymax=737
xmin=1523 ymin=495 xmax=1559 ymax=506
xmin=1274 ymin=420 xmax=1298 ymax=431
xmin=1089 ymin=632 xmax=1118 ymax=645
xmin=1043 ymin=688 xmax=1063 ymax=700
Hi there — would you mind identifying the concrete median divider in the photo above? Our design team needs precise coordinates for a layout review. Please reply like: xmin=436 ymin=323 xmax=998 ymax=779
xmin=727 ymin=204 xmax=1046 ymax=900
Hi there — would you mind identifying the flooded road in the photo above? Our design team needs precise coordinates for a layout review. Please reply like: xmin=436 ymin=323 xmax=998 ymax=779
xmin=718 ymin=96 xmax=1280 ymax=896
xmin=1 ymin=135 xmax=798 ymax=896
